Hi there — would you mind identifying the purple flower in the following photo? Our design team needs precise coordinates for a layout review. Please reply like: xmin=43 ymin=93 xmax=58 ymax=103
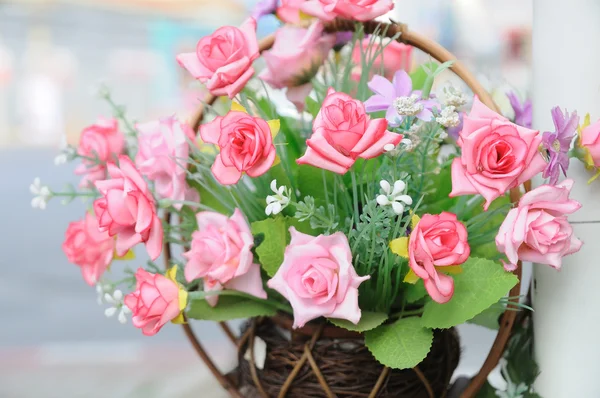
xmin=251 ymin=0 xmax=279 ymax=20
xmin=334 ymin=31 xmax=354 ymax=51
xmin=364 ymin=70 xmax=439 ymax=127
xmin=541 ymin=107 xmax=579 ymax=185
xmin=507 ymin=91 xmax=532 ymax=128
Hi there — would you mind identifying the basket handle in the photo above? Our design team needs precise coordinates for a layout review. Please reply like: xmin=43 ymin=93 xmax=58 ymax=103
xmin=177 ymin=18 xmax=523 ymax=398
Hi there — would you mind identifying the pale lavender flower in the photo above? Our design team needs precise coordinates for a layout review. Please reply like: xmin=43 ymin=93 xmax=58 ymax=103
xmin=541 ymin=107 xmax=579 ymax=185
xmin=364 ymin=70 xmax=439 ymax=127
xmin=251 ymin=0 xmax=278 ymax=20
xmin=507 ymin=91 xmax=532 ymax=128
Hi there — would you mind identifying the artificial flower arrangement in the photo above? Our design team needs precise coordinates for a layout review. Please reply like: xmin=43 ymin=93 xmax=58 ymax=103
xmin=31 ymin=0 xmax=600 ymax=395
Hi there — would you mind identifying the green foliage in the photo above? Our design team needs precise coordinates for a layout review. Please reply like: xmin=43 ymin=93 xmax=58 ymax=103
xmin=250 ymin=217 xmax=287 ymax=277
xmin=403 ymin=280 xmax=428 ymax=304
xmin=364 ymin=317 xmax=433 ymax=369
xmin=475 ymin=381 xmax=498 ymax=398
xmin=467 ymin=305 xmax=504 ymax=330
xmin=187 ymin=295 xmax=276 ymax=321
xmin=328 ymin=311 xmax=388 ymax=332
xmin=421 ymin=257 xmax=518 ymax=329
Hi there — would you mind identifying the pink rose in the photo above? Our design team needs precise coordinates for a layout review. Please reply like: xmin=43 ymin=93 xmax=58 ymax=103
xmin=450 ymin=98 xmax=546 ymax=210
xmin=352 ymin=39 xmax=413 ymax=81
xmin=267 ymin=228 xmax=370 ymax=328
xmin=407 ymin=212 xmax=470 ymax=304
xmin=297 ymin=88 xmax=402 ymax=174
xmin=580 ymin=118 xmax=600 ymax=167
xmin=301 ymin=0 xmax=393 ymax=22
xmin=63 ymin=212 xmax=115 ymax=286
xmin=124 ymin=267 xmax=188 ymax=336
xmin=75 ymin=117 xmax=124 ymax=187
xmin=496 ymin=179 xmax=582 ymax=271
xmin=183 ymin=209 xmax=267 ymax=307
xmin=176 ymin=18 xmax=259 ymax=99
xmin=200 ymin=109 xmax=277 ymax=185
xmin=135 ymin=117 xmax=198 ymax=208
xmin=259 ymin=22 xmax=335 ymax=110
xmin=94 ymin=156 xmax=163 ymax=261
xmin=277 ymin=0 xmax=306 ymax=24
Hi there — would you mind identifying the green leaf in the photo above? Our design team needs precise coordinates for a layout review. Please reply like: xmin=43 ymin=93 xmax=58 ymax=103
xmin=364 ymin=317 xmax=433 ymax=369
xmin=305 ymin=96 xmax=321 ymax=118
xmin=251 ymin=217 xmax=287 ymax=277
xmin=329 ymin=312 xmax=388 ymax=332
xmin=475 ymin=381 xmax=498 ymax=398
xmin=403 ymin=280 xmax=428 ymax=304
xmin=187 ymin=295 xmax=276 ymax=321
xmin=409 ymin=62 xmax=437 ymax=90
xmin=421 ymin=257 xmax=518 ymax=329
xmin=467 ymin=305 xmax=503 ymax=330
xmin=297 ymin=164 xmax=334 ymax=207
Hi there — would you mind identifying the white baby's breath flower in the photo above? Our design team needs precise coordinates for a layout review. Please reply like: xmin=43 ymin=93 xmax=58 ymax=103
xmin=54 ymin=135 xmax=76 ymax=166
xmin=265 ymin=179 xmax=291 ymax=216
xmin=383 ymin=143 xmax=396 ymax=152
xmin=436 ymin=106 xmax=460 ymax=128
xmin=393 ymin=94 xmax=424 ymax=117
xmin=376 ymin=180 xmax=413 ymax=215
xmin=30 ymin=177 xmax=52 ymax=210
xmin=400 ymin=138 xmax=414 ymax=151
xmin=103 ymin=289 xmax=130 ymax=324
xmin=54 ymin=153 xmax=68 ymax=165
xmin=444 ymin=86 xmax=468 ymax=108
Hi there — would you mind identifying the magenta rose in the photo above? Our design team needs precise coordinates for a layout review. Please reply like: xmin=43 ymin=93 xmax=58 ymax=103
xmin=408 ymin=212 xmax=470 ymax=304
xmin=63 ymin=212 xmax=115 ymax=286
xmin=135 ymin=117 xmax=198 ymax=208
xmin=94 ymin=156 xmax=163 ymax=261
xmin=260 ymin=22 xmax=335 ymax=110
xmin=124 ymin=268 xmax=187 ymax=336
xmin=301 ymin=0 xmax=393 ymax=22
xmin=297 ymin=88 xmax=402 ymax=174
xmin=496 ymin=179 xmax=582 ymax=271
xmin=182 ymin=209 xmax=266 ymax=307
xmin=580 ymin=118 xmax=600 ymax=167
xmin=267 ymin=228 xmax=370 ymax=328
xmin=176 ymin=18 xmax=259 ymax=99
xmin=450 ymin=98 xmax=546 ymax=210
xmin=200 ymin=110 xmax=277 ymax=185
xmin=75 ymin=117 xmax=124 ymax=187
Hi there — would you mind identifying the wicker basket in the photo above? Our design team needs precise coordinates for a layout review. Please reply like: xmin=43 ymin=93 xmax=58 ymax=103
xmin=164 ymin=17 xmax=527 ymax=398
xmin=235 ymin=316 xmax=460 ymax=398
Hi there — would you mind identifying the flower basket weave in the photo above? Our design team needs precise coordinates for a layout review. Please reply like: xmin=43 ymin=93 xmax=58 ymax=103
xmin=164 ymin=18 xmax=526 ymax=398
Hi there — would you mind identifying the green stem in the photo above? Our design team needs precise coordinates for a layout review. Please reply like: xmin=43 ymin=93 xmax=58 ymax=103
xmin=187 ymin=290 xmax=293 ymax=314
xmin=351 ymin=171 xmax=360 ymax=227
xmin=159 ymin=199 xmax=215 ymax=212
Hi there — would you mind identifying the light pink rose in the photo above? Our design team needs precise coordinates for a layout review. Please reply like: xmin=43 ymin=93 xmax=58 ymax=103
xmin=496 ymin=179 xmax=582 ymax=271
xmin=124 ymin=268 xmax=187 ymax=336
xmin=450 ymin=98 xmax=546 ymax=210
xmin=580 ymin=119 xmax=600 ymax=167
xmin=135 ymin=117 xmax=198 ymax=208
xmin=200 ymin=111 xmax=277 ymax=185
xmin=176 ymin=18 xmax=259 ymax=99
xmin=408 ymin=212 xmax=470 ymax=304
xmin=301 ymin=0 xmax=393 ymax=22
xmin=183 ymin=209 xmax=267 ymax=307
xmin=94 ymin=156 xmax=163 ymax=261
xmin=352 ymin=39 xmax=413 ymax=81
xmin=63 ymin=212 xmax=115 ymax=286
xmin=259 ymin=22 xmax=335 ymax=110
xmin=297 ymin=87 xmax=402 ymax=174
xmin=75 ymin=117 xmax=124 ymax=187
xmin=277 ymin=0 xmax=306 ymax=23
xmin=267 ymin=227 xmax=370 ymax=328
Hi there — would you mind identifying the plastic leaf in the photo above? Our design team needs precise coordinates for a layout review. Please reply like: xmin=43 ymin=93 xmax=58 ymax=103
xmin=329 ymin=311 xmax=388 ymax=332
xmin=231 ymin=101 xmax=248 ymax=113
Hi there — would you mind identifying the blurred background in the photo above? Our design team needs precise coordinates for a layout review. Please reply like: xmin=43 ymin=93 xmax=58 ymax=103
xmin=0 ymin=0 xmax=532 ymax=397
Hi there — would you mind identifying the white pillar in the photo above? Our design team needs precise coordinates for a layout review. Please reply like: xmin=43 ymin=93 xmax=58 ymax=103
xmin=532 ymin=1 xmax=600 ymax=397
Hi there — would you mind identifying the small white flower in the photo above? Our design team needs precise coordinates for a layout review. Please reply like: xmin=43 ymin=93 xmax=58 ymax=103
xmin=54 ymin=153 xmax=68 ymax=165
xmin=400 ymin=138 xmax=414 ymax=151
xmin=30 ymin=177 xmax=52 ymax=210
xmin=383 ymin=143 xmax=396 ymax=152
xmin=103 ymin=289 xmax=130 ymax=324
xmin=265 ymin=179 xmax=291 ymax=216
xmin=376 ymin=180 xmax=413 ymax=215
xmin=436 ymin=106 xmax=460 ymax=128
xmin=444 ymin=86 xmax=468 ymax=108
xmin=393 ymin=94 xmax=424 ymax=117
xmin=54 ymin=135 xmax=76 ymax=166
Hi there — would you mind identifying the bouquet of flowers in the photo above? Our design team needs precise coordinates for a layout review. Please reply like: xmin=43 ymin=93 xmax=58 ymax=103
xmin=32 ymin=1 xmax=597 ymax=394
